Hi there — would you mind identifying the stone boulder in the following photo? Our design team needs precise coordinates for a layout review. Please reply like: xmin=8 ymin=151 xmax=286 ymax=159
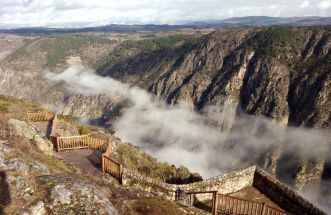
xmin=7 ymin=119 xmax=53 ymax=155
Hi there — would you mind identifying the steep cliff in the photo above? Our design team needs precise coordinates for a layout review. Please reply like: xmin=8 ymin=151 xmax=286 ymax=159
xmin=98 ymin=27 xmax=331 ymax=128
xmin=95 ymin=27 xmax=331 ymax=203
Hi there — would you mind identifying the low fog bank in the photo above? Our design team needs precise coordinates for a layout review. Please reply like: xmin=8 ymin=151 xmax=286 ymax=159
xmin=46 ymin=65 xmax=330 ymax=175
xmin=46 ymin=65 xmax=331 ymax=210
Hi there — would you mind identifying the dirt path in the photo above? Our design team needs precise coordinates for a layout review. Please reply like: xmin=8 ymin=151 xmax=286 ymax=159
xmin=59 ymin=149 xmax=104 ymax=177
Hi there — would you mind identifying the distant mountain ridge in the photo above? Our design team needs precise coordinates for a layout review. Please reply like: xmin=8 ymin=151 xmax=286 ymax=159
xmin=1 ymin=16 xmax=330 ymax=35
xmin=190 ymin=16 xmax=331 ymax=26
xmin=0 ymin=24 xmax=190 ymax=36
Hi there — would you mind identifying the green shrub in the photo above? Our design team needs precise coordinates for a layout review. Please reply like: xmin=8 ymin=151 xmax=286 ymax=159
xmin=58 ymin=115 xmax=75 ymax=124
xmin=113 ymin=143 xmax=201 ymax=183
xmin=40 ymin=34 xmax=113 ymax=66
xmin=247 ymin=27 xmax=295 ymax=56
xmin=78 ymin=125 xmax=89 ymax=135
xmin=95 ymin=34 xmax=204 ymax=71
xmin=0 ymin=100 xmax=10 ymax=112
xmin=0 ymin=94 xmax=44 ymax=112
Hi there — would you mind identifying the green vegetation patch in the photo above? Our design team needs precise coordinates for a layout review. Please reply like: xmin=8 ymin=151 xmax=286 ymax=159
xmin=113 ymin=143 xmax=201 ymax=183
xmin=6 ymin=38 xmax=38 ymax=61
xmin=247 ymin=27 xmax=296 ymax=57
xmin=78 ymin=125 xmax=90 ymax=135
xmin=121 ymin=34 xmax=203 ymax=51
xmin=0 ymin=94 xmax=44 ymax=113
xmin=0 ymin=100 xmax=10 ymax=112
xmin=40 ymin=34 xmax=113 ymax=67
xmin=95 ymin=34 xmax=204 ymax=72
xmin=57 ymin=114 xmax=76 ymax=124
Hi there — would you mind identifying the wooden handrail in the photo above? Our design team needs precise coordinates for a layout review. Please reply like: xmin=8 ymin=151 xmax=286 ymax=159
xmin=102 ymin=154 xmax=123 ymax=183
xmin=102 ymin=154 xmax=122 ymax=166
xmin=27 ymin=111 xmax=55 ymax=122
xmin=186 ymin=191 xmax=217 ymax=195
xmin=186 ymin=192 xmax=290 ymax=215
xmin=1 ymin=111 xmax=55 ymax=122
xmin=52 ymin=135 xmax=108 ymax=152
xmin=55 ymin=134 xmax=90 ymax=139
xmin=185 ymin=191 xmax=218 ymax=214
xmin=265 ymin=204 xmax=291 ymax=215
xmin=216 ymin=194 xmax=290 ymax=215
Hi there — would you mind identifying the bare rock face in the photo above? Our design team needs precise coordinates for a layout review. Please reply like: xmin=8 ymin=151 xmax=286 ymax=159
xmin=98 ymin=28 xmax=330 ymax=128
xmin=39 ymin=175 xmax=119 ymax=215
xmin=22 ymin=201 xmax=47 ymax=215
xmin=240 ymin=58 xmax=290 ymax=125
xmin=7 ymin=119 xmax=53 ymax=155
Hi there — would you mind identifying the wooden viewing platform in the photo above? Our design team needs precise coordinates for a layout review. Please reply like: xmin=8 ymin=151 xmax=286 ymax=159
xmin=184 ymin=191 xmax=290 ymax=215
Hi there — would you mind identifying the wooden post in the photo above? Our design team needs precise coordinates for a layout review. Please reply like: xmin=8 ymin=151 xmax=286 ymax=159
xmin=102 ymin=155 xmax=105 ymax=173
xmin=119 ymin=164 xmax=123 ymax=184
xmin=57 ymin=138 xmax=60 ymax=152
xmin=189 ymin=194 xmax=193 ymax=205
xmin=212 ymin=192 xmax=218 ymax=215
xmin=261 ymin=202 xmax=266 ymax=215
xmin=50 ymin=114 xmax=58 ymax=137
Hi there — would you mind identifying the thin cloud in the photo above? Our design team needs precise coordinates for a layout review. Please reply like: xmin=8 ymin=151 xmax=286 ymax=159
xmin=317 ymin=0 xmax=331 ymax=10
xmin=0 ymin=0 xmax=330 ymax=28
xmin=300 ymin=1 xmax=310 ymax=8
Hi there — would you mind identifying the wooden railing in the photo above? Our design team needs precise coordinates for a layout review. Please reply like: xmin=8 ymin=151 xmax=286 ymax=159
xmin=87 ymin=136 xmax=109 ymax=151
xmin=51 ymin=135 xmax=109 ymax=152
xmin=50 ymin=132 xmax=122 ymax=182
xmin=216 ymin=194 xmax=290 ymax=215
xmin=185 ymin=191 xmax=218 ymax=214
xmin=217 ymin=195 xmax=263 ymax=215
xmin=102 ymin=153 xmax=123 ymax=183
xmin=54 ymin=135 xmax=90 ymax=151
xmin=0 ymin=111 xmax=55 ymax=122
xmin=264 ymin=205 xmax=292 ymax=215
xmin=184 ymin=191 xmax=291 ymax=215
xmin=50 ymin=114 xmax=58 ymax=137
xmin=27 ymin=111 xmax=55 ymax=122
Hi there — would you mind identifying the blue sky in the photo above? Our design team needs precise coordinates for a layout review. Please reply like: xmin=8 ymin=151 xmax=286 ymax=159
xmin=0 ymin=0 xmax=330 ymax=28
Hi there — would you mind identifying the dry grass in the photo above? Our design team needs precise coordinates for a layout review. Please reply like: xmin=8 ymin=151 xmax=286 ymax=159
xmin=0 ymin=94 xmax=44 ymax=113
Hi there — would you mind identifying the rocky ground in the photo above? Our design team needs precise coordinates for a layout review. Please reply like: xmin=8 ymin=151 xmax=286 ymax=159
xmin=0 ymin=119 xmax=206 ymax=215
xmin=0 ymin=96 xmax=205 ymax=214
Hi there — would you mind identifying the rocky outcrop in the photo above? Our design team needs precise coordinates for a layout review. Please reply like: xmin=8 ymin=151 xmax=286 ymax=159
xmin=7 ymin=119 xmax=54 ymax=155
xmin=0 ymin=142 xmax=119 ymax=214
xmin=22 ymin=201 xmax=47 ymax=215
xmin=38 ymin=175 xmax=119 ymax=215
